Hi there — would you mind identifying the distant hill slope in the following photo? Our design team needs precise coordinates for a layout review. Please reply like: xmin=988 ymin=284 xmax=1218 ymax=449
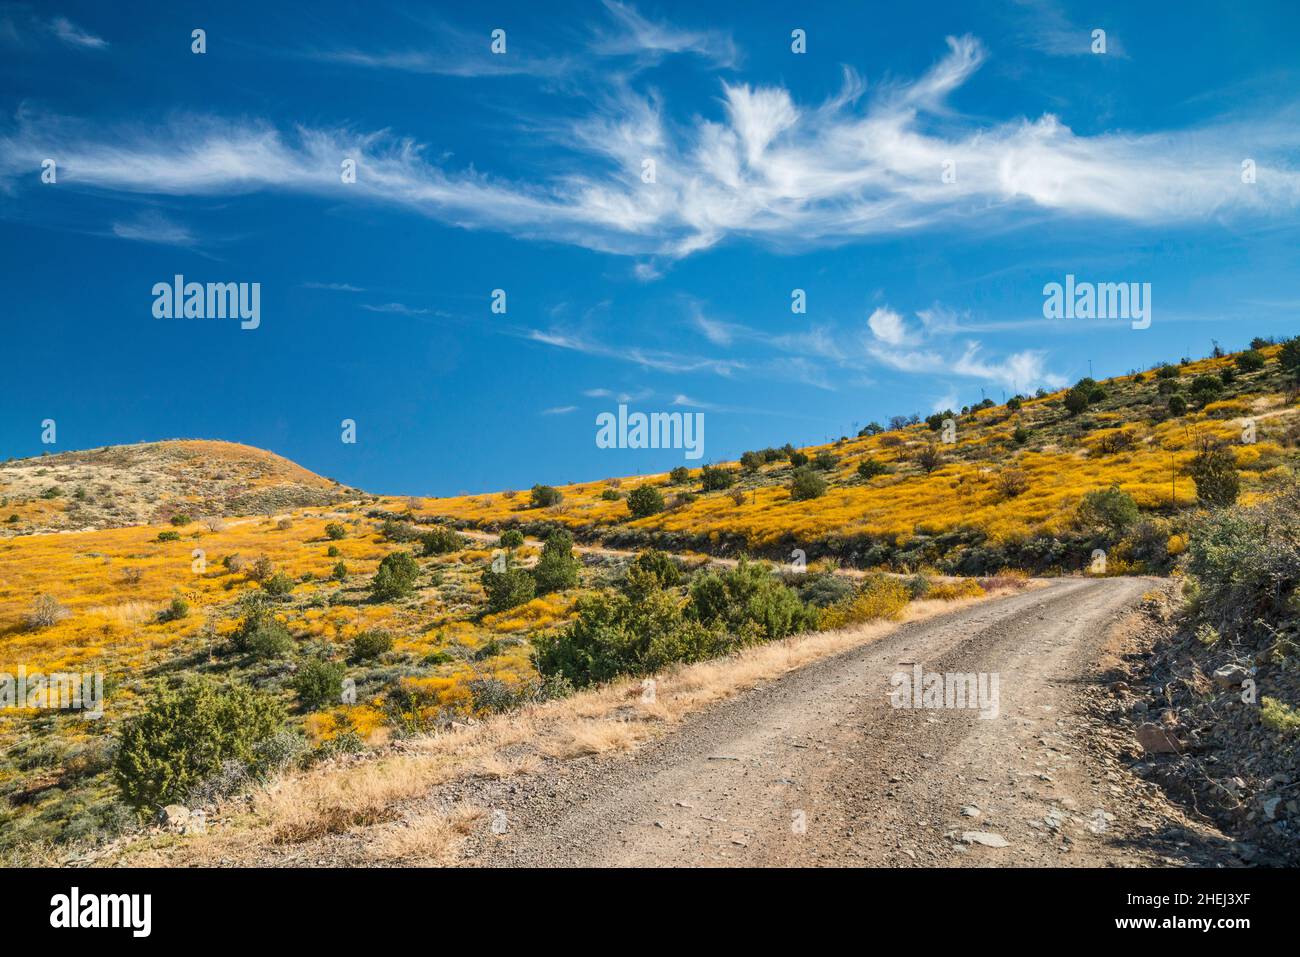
xmin=417 ymin=343 xmax=1300 ymax=574
xmin=0 ymin=440 xmax=354 ymax=535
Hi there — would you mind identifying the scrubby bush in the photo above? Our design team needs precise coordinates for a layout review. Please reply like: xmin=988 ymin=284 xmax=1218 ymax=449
xmin=813 ymin=450 xmax=837 ymax=470
xmin=857 ymin=458 xmax=889 ymax=479
xmin=669 ymin=466 xmax=691 ymax=484
xmin=371 ymin=551 xmax=420 ymax=600
xmin=818 ymin=575 xmax=910 ymax=630
xmin=170 ymin=514 xmax=192 ymax=527
xmin=325 ymin=522 xmax=346 ymax=540
xmin=157 ymin=596 xmax=190 ymax=622
xmin=1279 ymin=336 xmax=1300 ymax=381
xmin=1185 ymin=487 xmax=1300 ymax=642
xmin=533 ymin=530 xmax=580 ymax=593
xmin=1077 ymin=486 xmax=1139 ymax=536
xmin=789 ymin=466 xmax=828 ymax=500
xmin=247 ymin=555 xmax=275 ymax=583
xmin=1167 ymin=394 xmax=1188 ymax=416
xmin=600 ymin=488 xmax=622 ymax=501
xmin=499 ymin=529 xmax=525 ymax=549
xmin=688 ymin=559 xmax=815 ymax=642
xmin=914 ymin=444 xmax=944 ymax=473
xmin=530 ymin=484 xmax=563 ymax=508
xmin=630 ymin=548 xmax=682 ymax=588
xmin=156 ymin=530 xmax=181 ymax=543
xmin=292 ymin=658 xmax=347 ymax=711
xmin=1190 ymin=441 xmax=1240 ymax=507
xmin=481 ymin=561 xmax=536 ymax=612
xmin=261 ymin=571 xmax=296 ymax=597
xmin=994 ymin=468 xmax=1029 ymax=498
xmin=419 ymin=526 xmax=464 ymax=556
xmin=114 ymin=678 xmax=286 ymax=810
xmin=701 ymin=465 xmax=735 ymax=491
xmin=797 ymin=573 xmax=854 ymax=608
xmin=231 ymin=601 xmax=295 ymax=657
xmin=331 ymin=560 xmax=348 ymax=581
xmin=25 ymin=594 xmax=70 ymax=630
xmin=627 ymin=484 xmax=666 ymax=518
xmin=350 ymin=629 xmax=393 ymax=661
xmin=787 ymin=450 xmax=809 ymax=468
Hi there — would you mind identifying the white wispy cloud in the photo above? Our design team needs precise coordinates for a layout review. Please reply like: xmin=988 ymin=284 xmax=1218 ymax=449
xmin=50 ymin=16 xmax=107 ymax=49
xmin=4 ymin=35 xmax=1298 ymax=257
xmin=110 ymin=209 xmax=195 ymax=246
xmin=593 ymin=0 xmax=737 ymax=67
xmin=866 ymin=301 xmax=1065 ymax=393
xmin=362 ymin=301 xmax=434 ymax=316
xmin=302 ymin=281 xmax=365 ymax=292
xmin=540 ymin=405 xmax=577 ymax=415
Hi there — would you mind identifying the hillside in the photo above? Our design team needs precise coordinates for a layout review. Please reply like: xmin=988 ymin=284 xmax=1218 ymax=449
xmin=1 ymin=339 xmax=1297 ymax=864
xmin=0 ymin=440 xmax=355 ymax=535
xmin=419 ymin=343 xmax=1300 ymax=574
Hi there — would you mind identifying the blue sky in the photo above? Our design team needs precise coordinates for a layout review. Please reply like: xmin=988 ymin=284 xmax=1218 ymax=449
xmin=2 ymin=1 xmax=1298 ymax=495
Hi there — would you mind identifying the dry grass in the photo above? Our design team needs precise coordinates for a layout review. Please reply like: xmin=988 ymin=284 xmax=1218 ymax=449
xmin=110 ymin=582 xmax=1026 ymax=867
xmin=367 ymin=805 xmax=484 ymax=865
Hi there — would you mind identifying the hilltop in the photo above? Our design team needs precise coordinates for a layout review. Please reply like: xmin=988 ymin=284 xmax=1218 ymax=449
xmin=0 ymin=440 xmax=355 ymax=535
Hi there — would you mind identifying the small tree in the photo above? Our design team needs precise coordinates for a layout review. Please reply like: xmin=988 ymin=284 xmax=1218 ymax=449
xmin=995 ymin=468 xmax=1030 ymax=498
xmin=668 ymin=466 xmax=691 ymax=484
xmin=1063 ymin=386 xmax=1090 ymax=415
xmin=627 ymin=484 xmax=666 ymax=518
xmin=701 ymin=465 xmax=735 ymax=490
xmin=789 ymin=466 xmax=828 ymax=501
xmin=857 ymin=458 xmax=889 ymax=479
xmin=530 ymin=485 xmax=563 ymax=508
xmin=481 ymin=560 xmax=536 ymax=612
xmin=292 ymin=658 xmax=347 ymax=711
xmin=1279 ymin=336 xmax=1300 ymax=382
xmin=371 ymin=551 xmax=420 ymax=601
xmin=915 ymin=444 xmax=944 ymax=473
xmin=1190 ymin=440 xmax=1240 ymax=508
xmin=350 ymin=629 xmax=393 ymax=661
xmin=324 ymin=522 xmax=346 ymax=540
xmin=1236 ymin=349 xmax=1266 ymax=373
xmin=419 ymin=526 xmax=464 ymax=556
xmin=533 ymin=531 xmax=581 ymax=593
xmin=1077 ymin=486 xmax=1139 ymax=536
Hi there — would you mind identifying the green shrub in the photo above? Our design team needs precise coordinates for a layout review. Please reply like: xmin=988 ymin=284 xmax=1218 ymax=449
xmin=669 ymin=466 xmax=691 ymax=484
xmin=700 ymin=465 xmax=735 ymax=491
xmin=787 ymin=450 xmax=809 ymax=468
xmin=156 ymin=530 xmax=180 ymax=543
xmin=1168 ymin=394 xmax=1188 ymax=416
xmin=533 ymin=530 xmax=580 ymax=594
xmin=231 ymin=603 xmax=295 ymax=657
xmin=819 ymin=574 xmax=910 ymax=629
xmin=630 ymin=549 xmax=682 ymax=588
xmin=326 ymin=545 xmax=341 ymax=557
xmin=857 ymin=458 xmax=889 ymax=479
xmin=499 ymin=529 xmax=525 ymax=549
xmin=688 ymin=558 xmax=814 ymax=642
xmin=530 ymin=484 xmax=563 ymax=508
xmin=324 ymin=522 xmax=346 ymax=540
xmin=157 ymin=596 xmax=189 ymax=623
xmin=627 ymin=484 xmax=666 ymax=518
xmin=813 ymin=450 xmax=837 ymax=470
xmin=600 ymin=488 xmax=622 ymax=501
xmin=113 ymin=678 xmax=285 ymax=810
xmin=1279 ymin=336 xmax=1300 ymax=381
xmin=170 ymin=513 xmax=192 ymax=526
xmin=350 ymin=629 xmax=393 ymax=661
xmin=331 ymin=560 xmax=348 ymax=581
xmin=261 ymin=571 xmax=296 ymax=597
xmin=371 ymin=551 xmax=420 ymax=601
xmin=292 ymin=658 xmax=347 ymax=711
xmin=797 ymin=573 xmax=854 ymax=607
xmin=1190 ymin=442 xmax=1240 ymax=507
xmin=1077 ymin=485 xmax=1139 ymax=536
xmin=481 ymin=561 xmax=536 ymax=612
xmin=1185 ymin=487 xmax=1300 ymax=641
xmin=789 ymin=466 xmax=828 ymax=500
xmin=419 ymin=526 xmax=464 ymax=556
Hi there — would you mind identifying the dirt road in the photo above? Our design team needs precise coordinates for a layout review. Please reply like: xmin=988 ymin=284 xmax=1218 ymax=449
xmin=459 ymin=577 xmax=1235 ymax=867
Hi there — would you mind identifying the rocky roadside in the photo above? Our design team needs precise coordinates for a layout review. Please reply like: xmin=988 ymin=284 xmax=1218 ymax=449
xmin=1089 ymin=587 xmax=1298 ymax=866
